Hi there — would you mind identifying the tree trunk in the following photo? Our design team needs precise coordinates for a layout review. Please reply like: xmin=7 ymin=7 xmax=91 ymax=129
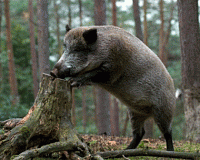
xmin=54 ymin=0 xmax=62 ymax=57
xmin=122 ymin=111 xmax=129 ymax=136
xmin=0 ymin=0 xmax=2 ymax=86
xmin=94 ymin=0 xmax=106 ymax=25
xmin=110 ymin=98 xmax=119 ymax=136
xmin=4 ymin=0 xmax=19 ymax=105
xmin=159 ymin=0 xmax=167 ymax=66
xmin=132 ymin=0 xmax=143 ymax=41
xmin=132 ymin=0 xmax=153 ymax=139
xmin=142 ymin=0 xmax=154 ymax=139
xmin=67 ymin=0 xmax=72 ymax=27
xmin=37 ymin=0 xmax=50 ymax=79
xmin=143 ymin=119 xmax=153 ymax=139
xmin=29 ymin=0 xmax=39 ymax=99
xmin=178 ymin=0 xmax=200 ymax=142
xmin=93 ymin=87 xmax=98 ymax=126
xmin=82 ymin=86 xmax=87 ymax=133
xmin=159 ymin=0 xmax=175 ymax=67
xmin=111 ymin=0 xmax=117 ymax=26
xmin=94 ymin=0 xmax=111 ymax=136
xmin=143 ymin=0 xmax=148 ymax=45
xmin=79 ymin=0 xmax=83 ymax=26
xmin=162 ymin=0 xmax=175 ymax=61
xmin=0 ymin=74 xmax=90 ymax=159
xmin=96 ymin=87 xmax=111 ymax=135
xmin=72 ymin=88 xmax=76 ymax=126
xmin=110 ymin=0 xmax=120 ymax=136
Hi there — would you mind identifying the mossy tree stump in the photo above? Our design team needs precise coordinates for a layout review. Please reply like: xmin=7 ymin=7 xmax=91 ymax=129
xmin=0 ymin=74 xmax=92 ymax=160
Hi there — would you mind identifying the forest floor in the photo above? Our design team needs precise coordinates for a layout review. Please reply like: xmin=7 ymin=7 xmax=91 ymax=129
xmin=82 ymin=134 xmax=200 ymax=153
xmin=34 ymin=134 xmax=200 ymax=160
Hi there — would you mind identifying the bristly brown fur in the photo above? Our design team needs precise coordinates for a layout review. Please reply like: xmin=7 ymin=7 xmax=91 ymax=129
xmin=51 ymin=25 xmax=176 ymax=151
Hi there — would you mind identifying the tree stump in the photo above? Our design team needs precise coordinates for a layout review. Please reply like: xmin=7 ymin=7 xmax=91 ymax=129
xmin=0 ymin=74 xmax=91 ymax=160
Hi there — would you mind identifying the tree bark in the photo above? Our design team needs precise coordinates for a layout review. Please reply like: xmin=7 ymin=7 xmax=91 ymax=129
xmin=37 ymin=0 xmax=50 ymax=79
xmin=96 ymin=87 xmax=111 ymax=135
xmin=29 ymin=0 xmax=39 ymax=99
xmin=110 ymin=0 xmax=120 ymax=136
xmin=0 ymin=0 xmax=2 ymax=86
xmin=82 ymin=86 xmax=87 ymax=133
xmin=94 ymin=0 xmax=106 ymax=25
xmin=111 ymin=98 xmax=120 ymax=136
xmin=132 ymin=0 xmax=143 ymax=41
xmin=72 ymin=88 xmax=76 ymax=126
xmin=163 ymin=0 xmax=175 ymax=51
xmin=54 ymin=0 xmax=62 ymax=57
xmin=133 ymin=0 xmax=153 ymax=139
xmin=0 ymin=74 xmax=90 ymax=159
xmin=159 ymin=0 xmax=167 ymax=66
xmin=79 ymin=0 xmax=83 ymax=26
xmin=122 ymin=111 xmax=129 ymax=136
xmin=143 ymin=0 xmax=154 ymax=139
xmin=143 ymin=0 xmax=148 ymax=45
xmin=178 ymin=0 xmax=200 ymax=142
xmin=94 ymin=0 xmax=111 ymax=136
xmin=67 ymin=0 xmax=72 ymax=27
xmin=111 ymin=0 xmax=117 ymax=26
xmin=159 ymin=0 xmax=175 ymax=67
xmin=4 ymin=0 xmax=19 ymax=105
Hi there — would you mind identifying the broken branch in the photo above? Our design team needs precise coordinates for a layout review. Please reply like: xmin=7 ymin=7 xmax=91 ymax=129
xmin=96 ymin=149 xmax=200 ymax=159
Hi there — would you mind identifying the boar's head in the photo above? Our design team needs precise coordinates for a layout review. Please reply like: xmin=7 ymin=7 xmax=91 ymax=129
xmin=50 ymin=25 xmax=103 ymax=80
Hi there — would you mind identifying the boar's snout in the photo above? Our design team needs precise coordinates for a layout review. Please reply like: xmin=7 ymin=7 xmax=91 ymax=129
xmin=50 ymin=68 xmax=58 ymax=78
xmin=50 ymin=65 xmax=72 ymax=79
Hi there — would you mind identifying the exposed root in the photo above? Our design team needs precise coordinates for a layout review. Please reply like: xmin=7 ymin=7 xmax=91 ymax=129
xmin=0 ymin=118 xmax=22 ymax=130
xmin=12 ymin=141 xmax=103 ymax=160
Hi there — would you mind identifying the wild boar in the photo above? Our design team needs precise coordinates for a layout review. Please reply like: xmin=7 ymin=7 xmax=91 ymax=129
xmin=50 ymin=25 xmax=176 ymax=151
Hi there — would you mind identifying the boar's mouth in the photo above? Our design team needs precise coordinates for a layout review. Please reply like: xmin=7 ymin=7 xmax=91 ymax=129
xmin=51 ymin=61 xmax=100 ymax=79
xmin=50 ymin=67 xmax=70 ymax=79
xmin=71 ymin=62 xmax=98 ymax=77
xmin=50 ymin=68 xmax=58 ymax=78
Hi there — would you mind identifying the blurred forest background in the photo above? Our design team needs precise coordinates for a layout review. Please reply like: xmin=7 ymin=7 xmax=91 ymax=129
xmin=0 ymin=0 xmax=199 ymax=141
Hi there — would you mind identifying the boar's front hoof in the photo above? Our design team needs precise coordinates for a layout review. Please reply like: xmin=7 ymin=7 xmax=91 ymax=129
xmin=69 ymin=77 xmax=90 ymax=88
xmin=50 ymin=69 xmax=65 ymax=79
xmin=50 ymin=69 xmax=58 ymax=78
xmin=69 ymin=78 xmax=82 ymax=88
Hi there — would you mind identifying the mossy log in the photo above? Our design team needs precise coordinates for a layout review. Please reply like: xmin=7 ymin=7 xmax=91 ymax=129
xmin=0 ymin=74 xmax=92 ymax=160
xmin=97 ymin=149 xmax=200 ymax=160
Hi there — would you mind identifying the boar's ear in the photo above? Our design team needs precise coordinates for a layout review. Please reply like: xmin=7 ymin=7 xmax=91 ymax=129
xmin=83 ymin=28 xmax=97 ymax=44
xmin=66 ymin=24 xmax=71 ymax=33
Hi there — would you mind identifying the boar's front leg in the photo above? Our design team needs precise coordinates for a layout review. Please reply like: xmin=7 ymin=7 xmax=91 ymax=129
xmin=70 ymin=63 xmax=111 ymax=87
xmin=70 ymin=69 xmax=103 ymax=87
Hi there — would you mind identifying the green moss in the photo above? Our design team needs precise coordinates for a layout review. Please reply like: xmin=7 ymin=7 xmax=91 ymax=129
xmin=20 ymin=126 xmax=30 ymax=138
xmin=138 ymin=141 xmax=145 ymax=148
xmin=89 ymin=140 xmax=98 ymax=145
xmin=174 ymin=141 xmax=200 ymax=152
xmin=10 ymin=155 xmax=18 ymax=160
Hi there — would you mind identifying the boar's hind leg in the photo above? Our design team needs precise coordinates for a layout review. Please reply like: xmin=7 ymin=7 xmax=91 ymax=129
xmin=153 ymin=108 xmax=174 ymax=151
xmin=126 ymin=111 xmax=147 ymax=149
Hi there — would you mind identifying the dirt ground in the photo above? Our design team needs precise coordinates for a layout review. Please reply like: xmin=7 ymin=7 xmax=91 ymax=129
xmin=32 ymin=135 xmax=199 ymax=159
xmin=82 ymin=134 xmax=200 ymax=154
